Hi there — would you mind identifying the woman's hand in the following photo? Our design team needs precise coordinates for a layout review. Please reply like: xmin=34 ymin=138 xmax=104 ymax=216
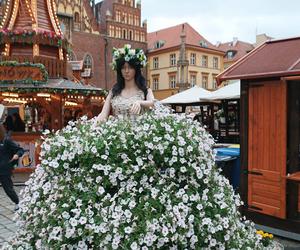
xmin=96 ymin=113 xmax=107 ymax=124
xmin=130 ymin=101 xmax=142 ymax=114
xmin=10 ymin=154 xmax=19 ymax=162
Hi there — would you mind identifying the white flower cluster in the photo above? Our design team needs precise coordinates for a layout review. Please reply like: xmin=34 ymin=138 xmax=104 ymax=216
xmin=111 ymin=44 xmax=147 ymax=70
xmin=4 ymin=110 xmax=274 ymax=249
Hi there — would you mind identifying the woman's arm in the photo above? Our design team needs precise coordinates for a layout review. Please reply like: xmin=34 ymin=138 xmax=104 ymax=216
xmin=96 ymin=91 xmax=112 ymax=123
xmin=140 ymin=88 xmax=155 ymax=109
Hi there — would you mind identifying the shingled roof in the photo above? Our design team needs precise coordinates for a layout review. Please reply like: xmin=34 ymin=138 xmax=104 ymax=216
xmin=217 ymin=37 xmax=300 ymax=82
xmin=217 ymin=40 xmax=254 ymax=63
xmin=147 ymin=23 xmax=224 ymax=54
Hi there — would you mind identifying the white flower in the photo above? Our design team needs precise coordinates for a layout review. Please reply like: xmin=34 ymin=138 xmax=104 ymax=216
xmin=79 ymin=217 xmax=87 ymax=225
xmin=130 ymin=242 xmax=138 ymax=250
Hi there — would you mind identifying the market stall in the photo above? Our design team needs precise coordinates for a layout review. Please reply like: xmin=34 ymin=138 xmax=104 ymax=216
xmin=217 ymin=37 xmax=300 ymax=238
xmin=0 ymin=0 xmax=107 ymax=179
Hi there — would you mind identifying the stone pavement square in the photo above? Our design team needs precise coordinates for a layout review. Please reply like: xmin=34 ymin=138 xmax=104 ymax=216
xmin=0 ymin=186 xmax=22 ymax=248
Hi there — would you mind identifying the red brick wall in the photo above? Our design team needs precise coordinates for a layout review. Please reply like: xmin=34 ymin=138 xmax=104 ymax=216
xmin=72 ymin=31 xmax=105 ymax=89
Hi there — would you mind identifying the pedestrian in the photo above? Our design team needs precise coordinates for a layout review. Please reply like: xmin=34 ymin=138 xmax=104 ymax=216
xmin=12 ymin=112 xmax=25 ymax=132
xmin=0 ymin=105 xmax=24 ymax=211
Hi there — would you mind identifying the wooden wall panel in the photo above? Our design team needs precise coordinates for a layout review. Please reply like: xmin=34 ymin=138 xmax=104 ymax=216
xmin=248 ymin=81 xmax=286 ymax=219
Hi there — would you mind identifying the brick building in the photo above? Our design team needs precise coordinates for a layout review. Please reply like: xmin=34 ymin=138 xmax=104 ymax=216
xmin=95 ymin=0 xmax=147 ymax=89
xmin=56 ymin=0 xmax=147 ymax=90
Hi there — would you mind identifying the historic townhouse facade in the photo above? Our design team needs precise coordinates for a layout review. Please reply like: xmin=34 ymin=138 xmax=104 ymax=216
xmin=147 ymin=23 xmax=225 ymax=100
xmin=57 ymin=0 xmax=147 ymax=89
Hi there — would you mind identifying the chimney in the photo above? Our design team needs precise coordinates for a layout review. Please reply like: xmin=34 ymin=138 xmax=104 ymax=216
xmin=233 ymin=37 xmax=238 ymax=46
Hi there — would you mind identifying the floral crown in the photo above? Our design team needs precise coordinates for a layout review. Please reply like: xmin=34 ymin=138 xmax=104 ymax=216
xmin=111 ymin=44 xmax=147 ymax=70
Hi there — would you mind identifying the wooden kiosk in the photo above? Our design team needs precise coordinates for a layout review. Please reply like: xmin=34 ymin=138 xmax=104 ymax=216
xmin=0 ymin=0 xmax=106 ymax=179
xmin=217 ymin=37 xmax=300 ymax=237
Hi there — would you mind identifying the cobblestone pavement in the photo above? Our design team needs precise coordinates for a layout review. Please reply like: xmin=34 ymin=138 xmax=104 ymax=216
xmin=0 ymin=186 xmax=22 ymax=248
xmin=1 ymin=186 xmax=300 ymax=249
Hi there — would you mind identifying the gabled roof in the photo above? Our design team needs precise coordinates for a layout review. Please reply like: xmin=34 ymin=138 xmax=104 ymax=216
xmin=217 ymin=37 xmax=300 ymax=82
xmin=147 ymin=23 xmax=223 ymax=54
xmin=217 ymin=40 xmax=254 ymax=63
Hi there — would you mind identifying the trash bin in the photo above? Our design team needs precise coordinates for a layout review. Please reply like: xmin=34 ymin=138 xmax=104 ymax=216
xmin=215 ymin=147 xmax=240 ymax=190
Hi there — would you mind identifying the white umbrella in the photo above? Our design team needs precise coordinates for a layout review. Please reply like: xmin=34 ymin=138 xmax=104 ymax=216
xmin=160 ymin=86 xmax=212 ymax=104
xmin=205 ymin=80 xmax=240 ymax=101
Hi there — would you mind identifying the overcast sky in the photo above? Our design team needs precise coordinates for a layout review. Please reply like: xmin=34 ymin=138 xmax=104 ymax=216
xmin=96 ymin=0 xmax=300 ymax=44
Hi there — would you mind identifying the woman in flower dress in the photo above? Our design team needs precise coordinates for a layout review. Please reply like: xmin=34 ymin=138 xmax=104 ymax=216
xmin=96 ymin=44 xmax=154 ymax=122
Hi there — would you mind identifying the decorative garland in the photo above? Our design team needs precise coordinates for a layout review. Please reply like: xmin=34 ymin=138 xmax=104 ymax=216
xmin=0 ymin=86 xmax=108 ymax=96
xmin=0 ymin=29 xmax=69 ymax=50
xmin=0 ymin=61 xmax=48 ymax=84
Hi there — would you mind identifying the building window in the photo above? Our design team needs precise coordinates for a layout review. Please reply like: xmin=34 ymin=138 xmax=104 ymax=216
xmin=115 ymin=11 xmax=121 ymax=22
xmin=129 ymin=30 xmax=133 ymax=40
xmin=190 ymin=74 xmax=196 ymax=87
xmin=115 ymin=27 xmax=121 ymax=38
xmin=212 ymin=76 xmax=217 ymax=89
xmin=82 ymin=54 xmax=93 ymax=77
xmin=226 ymin=50 xmax=236 ymax=59
xmin=170 ymin=53 xmax=176 ymax=66
xmin=83 ymin=54 xmax=92 ymax=69
xmin=201 ymin=55 xmax=208 ymax=67
xmin=152 ymin=77 xmax=159 ymax=90
xmin=140 ymin=32 xmax=145 ymax=42
xmin=123 ymin=13 xmax=127 ymax=24
xmin=128 ymin=14 xmax=133 ymax=25
xmin=135 ymin=30 xmax=139 ymax=41
xmin=134 ymin=16 xmax=139 ymax=26
xmin=123 ymin=29 xmax=127 ymax=39
xmin=153 ymin=57 xmax=159 ymax=69
xmin=213 ymin=57 xmax=219 ymax=69
xmin=190 ymin=53 xmax=196 ymax=65
xmin=202 ymin=74 xmax=208 ymax=89
xmin=109 ymin=25 xmax=114 ymax=37
xmin=169 ymin=75 xmax=176 ymax=89
xmin=154 ymin=40 xmax=165 ymax=49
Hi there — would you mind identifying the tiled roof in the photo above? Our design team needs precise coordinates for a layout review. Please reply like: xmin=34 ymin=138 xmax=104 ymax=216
xmin=147 ymin=23 xmax=223 ymax=54
xmin=217 ymin=37 xmax=300 ymax=81
xmin=217 ymin=40 xmax=254 ymax=63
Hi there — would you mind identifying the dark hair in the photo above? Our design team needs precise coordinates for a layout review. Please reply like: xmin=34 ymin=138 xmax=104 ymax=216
xmin=112 ymin=58 xmax=148 ymax=99
xmin=3 ymin=115 xmax=14 ymax=131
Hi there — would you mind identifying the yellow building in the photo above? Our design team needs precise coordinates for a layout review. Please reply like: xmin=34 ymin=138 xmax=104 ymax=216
xmin=147 ymin=23 xmax=225 ymax=100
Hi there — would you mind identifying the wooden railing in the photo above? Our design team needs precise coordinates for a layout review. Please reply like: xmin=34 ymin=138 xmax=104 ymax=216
xmin=1 ymin=56 xmax=67 ymax=78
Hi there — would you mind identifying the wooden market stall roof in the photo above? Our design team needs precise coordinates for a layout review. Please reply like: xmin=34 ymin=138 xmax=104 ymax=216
xmin=217 ymin=37 xmax=300 ymax=82
xmin=0 ymin=78 xmax=107 ymax=96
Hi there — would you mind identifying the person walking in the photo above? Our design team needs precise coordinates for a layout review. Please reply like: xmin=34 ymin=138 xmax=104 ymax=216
xmin=0 ymin=105 xmax=24 ymax=211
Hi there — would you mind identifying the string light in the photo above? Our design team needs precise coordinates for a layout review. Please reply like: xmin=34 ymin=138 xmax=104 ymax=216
xmin=65 ymin=101 xmax=78 ymax=106
xmin=37 ymin=93 xmax=51 ymax=97
xmin=0 ymin=0 xmax=11 ymax=29
xmin=3 ymin=98 xmax=27 ymax=104
xmin=2 ymin=92 xmax=19 ymax=97
xmin=8 ymin=0 xmax=20 ymax=30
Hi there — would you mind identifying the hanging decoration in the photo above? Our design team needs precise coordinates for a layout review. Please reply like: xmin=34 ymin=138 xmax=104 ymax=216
xmin=0 ymin=29 xmax=69 ymax=50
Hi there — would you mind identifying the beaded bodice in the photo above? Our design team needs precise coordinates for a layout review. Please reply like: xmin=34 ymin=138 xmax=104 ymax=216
xmin=111 ymin=90 xmax=145 ymax=119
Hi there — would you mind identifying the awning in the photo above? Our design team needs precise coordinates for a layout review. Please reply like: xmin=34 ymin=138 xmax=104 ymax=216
xmin=204 ymin=80 xmax=240 ymax=100
xmin=160 ymin=86 xmax=212 ymax=104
